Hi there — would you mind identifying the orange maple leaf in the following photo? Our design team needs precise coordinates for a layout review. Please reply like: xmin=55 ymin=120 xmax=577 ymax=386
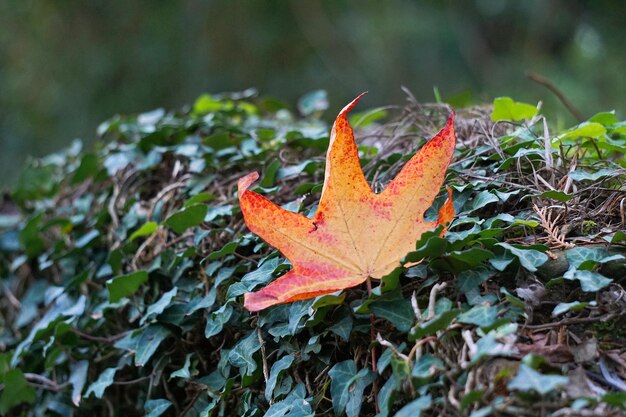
xmin=239 ymin=93 xmax=456 ymax=311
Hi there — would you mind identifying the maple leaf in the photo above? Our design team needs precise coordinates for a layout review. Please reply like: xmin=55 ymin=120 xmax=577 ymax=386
xmin=239 ymin=93 xmax=456 ymax=311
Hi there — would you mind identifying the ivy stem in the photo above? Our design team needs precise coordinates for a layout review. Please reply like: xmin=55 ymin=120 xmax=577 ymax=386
xmin=366 ymin=277 xmax=380 ymax=414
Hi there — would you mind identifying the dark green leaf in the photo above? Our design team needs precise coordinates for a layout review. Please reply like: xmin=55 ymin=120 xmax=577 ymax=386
xmin=409 ymin=309 xmax=460 ymax=341
xmin=71 ymin=153 xmax=99 ymax=184
xmin=141 ymin=287 xmax=178 ymax=325
xmin=228 ymin=331 xmax=261 ymax=376
xmin=496 ymin=242 xmax=548 ymax=272
xmin=568 ymin=169 xmax=615 ymax=182
xmin=0 ymin=369 xmax=36 ymax=414
xmin=164 ymin=204 xmax=208 ymax=234
xmin=205 ymin=304 xmax=233 ymax=338
xmin=206 ymin=241 xmax=238 ymax=260
xmin=135 ymin=325 xmax=170 ymax=366
xmin=107 ymin=271 xmax=149 ymax=302
xmin=265 ymin=355 xmax=294 ymax=401
xmin=328 ymin=360 xmax=374 ymax=417
xmin=370 ymin=299 xmax=414 ymax=332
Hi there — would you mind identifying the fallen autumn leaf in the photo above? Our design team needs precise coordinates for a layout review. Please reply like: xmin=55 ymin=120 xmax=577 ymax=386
xmin=239 ymin=93 xmax=456 ymax=311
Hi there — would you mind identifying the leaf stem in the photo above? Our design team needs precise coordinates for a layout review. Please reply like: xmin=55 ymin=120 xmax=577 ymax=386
xmin=366 ymin=277 xmax=380 ymax=414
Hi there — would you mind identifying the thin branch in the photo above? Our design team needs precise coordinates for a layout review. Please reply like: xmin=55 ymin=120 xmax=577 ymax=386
xmin=526 ymin=72 xmax=585 ymax=122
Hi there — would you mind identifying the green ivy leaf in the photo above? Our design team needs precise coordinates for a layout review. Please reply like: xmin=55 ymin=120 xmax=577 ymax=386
xmin=457 ymin=305 xmax=498 ymax=328
xmin=533 ymin=190 xmax=573 ymax=202
xmin=206 ymin=241 xmax=238 ymax=260
xmin=491 ymin=97 xmax=538 ymax=121
xmin=558 ymin=122 xmax=606 ymax=140
xmin=129 ymin=221 xmax=158 ymax=241
xmin=170 ymin=353 xmax=192 ymax=379
xmin=265 ymin=354 xmax=294 ymax=402
xmin=393 ymin=395 xmax=432 ymax=417
xmin=135 ymin=325 xmax=170 ymax=367
xmin=328 ymin=360 xmax=374 ymax=417
xmin=507 ymin=364 xmax=568 ymax=395
xmin=567 ymin=270 xmax=612 ymax=292
xmin=469 ymin=191 xmax=499 ymax=212
xmin=263 ymin=384 xmax=313 ymax=417
xmin=228 ymin=331 xmax=261 ymax=376
xmin=144 ymin=399 xmax=172 ymax=417
xmin=71 ymin=153 xmax=99 ymax=184
xmin=566 ymin=246 xmax=624 ymax=270
xmin=205 ymin=304 xmax=234 ymax=338
xmin=370 ymin=299 xmax=415 ymax=332
xmin=164 ymin=204 xmax=208 ymax=234
xmin=141 ymin=287 xmax=178 ymax=325
xmin=496 ymin=242 xmax=548 ymax=272
xmin=85 ymin=367 xmax=117 ymax=399
xmin=0 ymin=369 xmax=36 ymax=414
xmin=107 ymin=271 xmax=149 ymax=302
xmin=69 ymin=360 xmax=89 ymax=406
xmin=568 ymin=169 xmax=615 ymax=182
xmin=552 ymin=301 xmax=595 ymax=317
xmin=409 ymin=309 xmax=460 ymax=341
xmin=183 ymin=192 xmax=214 ymax=207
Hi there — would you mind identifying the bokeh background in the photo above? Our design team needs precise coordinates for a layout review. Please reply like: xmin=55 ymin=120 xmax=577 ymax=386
xmin=1 ymin=0 xmax=624 ymax=186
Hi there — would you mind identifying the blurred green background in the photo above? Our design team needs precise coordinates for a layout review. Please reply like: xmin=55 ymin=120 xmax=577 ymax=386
xmin=1 ymin=0 xmax=624 ymax=186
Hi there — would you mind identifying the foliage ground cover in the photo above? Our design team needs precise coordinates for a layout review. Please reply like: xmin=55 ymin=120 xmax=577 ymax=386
xmin=0 ymin=89 xmax=625 ymax=416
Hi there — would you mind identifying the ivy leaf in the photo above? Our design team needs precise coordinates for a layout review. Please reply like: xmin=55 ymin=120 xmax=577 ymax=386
xmin=328 ymin=360 xmax=375 ymax=417
xmin=393 ymin=395 xmax=432 ymax=417
xmin=566 ymin=246 xmax=624 ymax=270
xmin=228 ymin=331 xmax=261 ymax=376
xmin=507 ymin=364 xmax=568 ymax=395
xmin=69 ymin=360 xmax=89 ymax=406
xmin=558 ymin=122 xmax=606 ymax=141
xmin=457 ymin=305 xmax=498 ymax=328
xmin=238 ymin=94 xmax=456 ymax=311
xmin=552 ymin=301 xmax=595 ymax=317
xmin=170 ymin=353 xmax=192 ymax=379
xmin=85 ymin=368 xmax=117 ymax=399
xmin=370 ymin=299 xmax=415 ymax=332
xmin=107 ymin=271 xmax=149 ymax=302
xmin=164 ymin=204 xmax=208 ymax=234
xmin=205 ymin=304 xmax=233 ymax=338
xmin=135 ymin=325 xmax=170 ymax=367
xmin=265 ymin=355 xmax=295 ymax=402
xmin=129 ymin=221 xmax=158 ymax=241
xmin=491 ymin=97 xmax=538 ymax=121
xmin=469 ymin=191 xmax=499 ymax=212
xmin=567 ymin=270 xmax=612 ymax=292
xmin=263 ymin=384 xmax=313 ymax=417
xmin=144 ymin=399 xmax=172 ymax=417
xmin=0 ymin=369 xmax=36 ymax=414
xmin=141 ymin=287 xmax=178 ymax=325
xmin=568 ymin=169 xmax=615 ymax=182
xmin=496 ymin=242 xmax=548 ymax=272
xmin=409 ymin=309 xmax=460 ymax=341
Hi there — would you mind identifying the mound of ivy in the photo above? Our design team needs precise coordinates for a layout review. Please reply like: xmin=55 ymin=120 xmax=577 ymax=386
xmin=1 ymin=90 xmax=625 ymax=417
